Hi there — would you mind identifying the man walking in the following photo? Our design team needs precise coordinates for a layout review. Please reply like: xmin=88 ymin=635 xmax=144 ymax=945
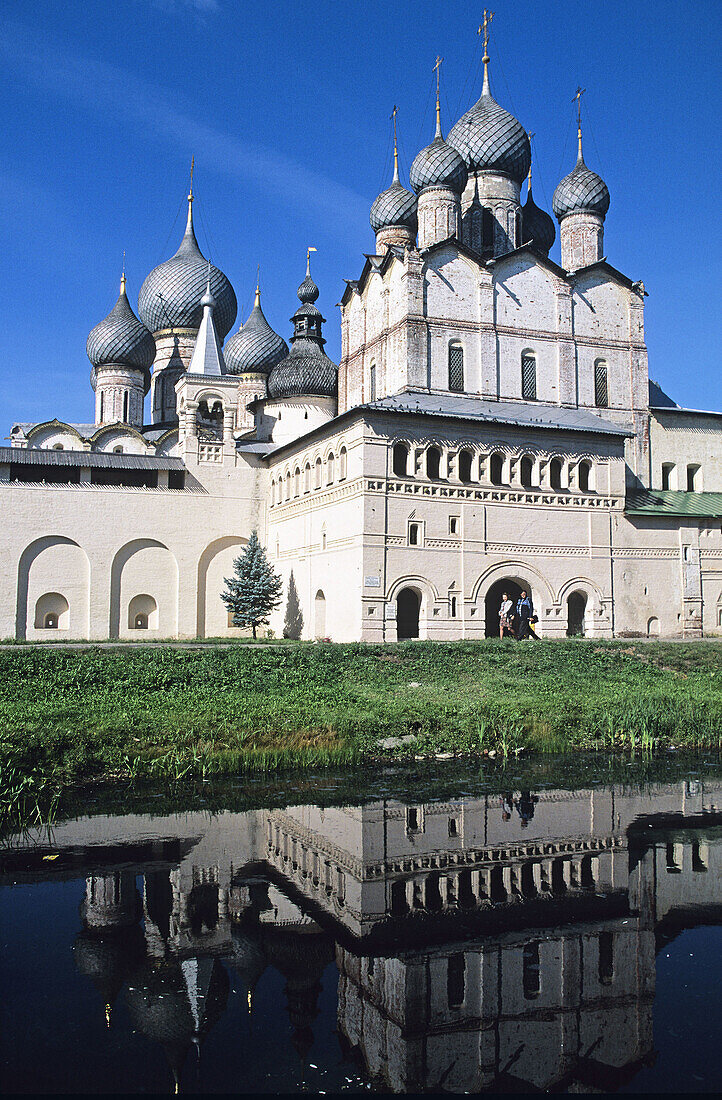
xmin=516 ymin=590 xmax=533 ymax=639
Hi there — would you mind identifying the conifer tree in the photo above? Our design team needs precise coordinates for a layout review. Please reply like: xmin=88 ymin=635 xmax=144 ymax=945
xmin=221 ymin=530 xmax=283 ymax=639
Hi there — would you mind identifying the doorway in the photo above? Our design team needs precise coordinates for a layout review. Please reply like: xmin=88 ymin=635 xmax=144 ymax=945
xmin=567 ymin=591 xmax=587 ymax=636
xmin=485 ymin=578 xmax=526 ymax=637
xmin=397 ymin=588 xmax=421 ymax=640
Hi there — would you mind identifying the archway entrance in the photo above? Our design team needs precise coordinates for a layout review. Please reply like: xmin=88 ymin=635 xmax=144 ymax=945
xmin=485 ymin=578 xmax=526 ymax=637
xmin=397 ymin=588 xmax=421 ymax=640
xmin=567 ymin=591 xmax=587 ymax=636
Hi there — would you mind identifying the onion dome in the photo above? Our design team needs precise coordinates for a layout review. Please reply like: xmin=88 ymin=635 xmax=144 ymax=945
xmin=138 ymin=193 xmax=237 ymax=338
xmin=447 ymin=63 xmax=530 ymax=184
xmin=224 ymin=287 xmax=288 ymax=375
xmin=87 ymin=274 xmax=155 ymax=372
xmin=267 ymin=255 xmax=338 ymax=400
xmin=369 ymin=159 xmax=417 ymax=233
xmin=522 ymin=169 xmax=556 ymax=254
xmin=410 ymin=111 xmax=468 ymax=195
xmin=552 ymin=149 xmax=610 ymax=220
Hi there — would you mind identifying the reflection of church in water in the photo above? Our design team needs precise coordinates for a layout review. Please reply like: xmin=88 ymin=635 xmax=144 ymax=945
xmin=10 ymin=779 xmax=722 ymax=1091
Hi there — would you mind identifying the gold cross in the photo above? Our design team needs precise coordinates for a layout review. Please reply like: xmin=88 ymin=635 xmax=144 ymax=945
xmin=573 ymin=86 xmax=585 ymax=127
xmin=478 ymin=9 xmax=494 ymax=55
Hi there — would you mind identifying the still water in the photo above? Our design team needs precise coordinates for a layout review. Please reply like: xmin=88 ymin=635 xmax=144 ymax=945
xmin=2 ymin=757 xmax=722 ymax=1094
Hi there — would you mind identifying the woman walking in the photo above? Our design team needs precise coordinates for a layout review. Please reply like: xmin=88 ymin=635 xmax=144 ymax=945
xmin=499 ymin=592 xmax=514 ymax=638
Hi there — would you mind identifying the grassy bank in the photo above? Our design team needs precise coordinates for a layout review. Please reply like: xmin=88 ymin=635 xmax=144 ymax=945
xmin=0 ymin=639 xmax=721 ymax=801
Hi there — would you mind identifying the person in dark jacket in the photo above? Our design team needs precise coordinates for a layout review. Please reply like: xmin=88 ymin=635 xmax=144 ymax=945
xmin=516 ymin=591 xmax=533 ymax=639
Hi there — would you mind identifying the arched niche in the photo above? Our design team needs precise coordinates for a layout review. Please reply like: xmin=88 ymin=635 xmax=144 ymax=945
xmin=17 ymin=536 xmax=90 ymax=640
xmin=110 ymin=539 xmax=178 ymax=639
xmin=128 ymin=594 xmax=158 ymax=630
xmin=196 ymin=536 xmax=249 ymax=638
xmin=34 ymin=592 xmax=69 ymax=630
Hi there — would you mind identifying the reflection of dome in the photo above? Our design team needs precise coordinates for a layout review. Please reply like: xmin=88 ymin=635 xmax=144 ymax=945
xmin=73 ymin=926 xmax=146 ymax=1014
xmin=553 ymin=155 xmax=610 ymax=220
xmin=125 ymin=956 xmax=229 ymax=1086
xmin=229 ymin=926 xmax=267 ymax=994
xmin=87 ymin=277 xmax=156 ymax=372
xmin=138 ymin=201 xmax=237 ymax=338
xmin=224 ymin=290 xmax=288 ymax=376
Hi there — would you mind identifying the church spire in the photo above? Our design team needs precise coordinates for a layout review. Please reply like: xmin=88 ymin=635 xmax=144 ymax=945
xmin=184 ymin=155 xmax=196 ymax=238
xmin=478 ymin=9 xmax=494 ymax=96
xmin=187 ymin=263 xmax=225 ymax=376
xmin=573 ymin=86 xmax=586 ymax=162
xmin=391 ymin=105 xmax=399 ymax=184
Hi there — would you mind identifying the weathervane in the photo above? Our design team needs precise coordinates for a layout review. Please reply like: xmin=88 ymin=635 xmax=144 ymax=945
xmin=306 ymin=246 xmax=317 ymax=276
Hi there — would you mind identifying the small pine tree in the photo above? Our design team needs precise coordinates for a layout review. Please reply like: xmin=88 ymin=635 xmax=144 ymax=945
xmin=221 ymin=530 xmax=283 ymax=639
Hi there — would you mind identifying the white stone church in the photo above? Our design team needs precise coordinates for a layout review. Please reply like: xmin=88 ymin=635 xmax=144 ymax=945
xmin=3 ymin=48 xmax=721 ymax=642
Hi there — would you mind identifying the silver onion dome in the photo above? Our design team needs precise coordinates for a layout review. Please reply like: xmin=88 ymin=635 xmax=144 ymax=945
xmin=447 ymin=66 xmax=530 ymax=184
xmin=410 ymin=131 xmax=468 ymax=195
xmin=552 ymin=152 xmax=610 ymax=220
xmin=87 ymin=276 xmax=156 ymax=371
xmin=138 ymin=199 xmax=237 ymax=339
xmin=522 ymin=182 xmax=556 ymax=254
xmin=224 ymin=289 xmax=289 ymax=376
xmin=267 ymin=258 xmax=338 ymax=400
xmin=369 ymin=158 xmax=417 ymax=232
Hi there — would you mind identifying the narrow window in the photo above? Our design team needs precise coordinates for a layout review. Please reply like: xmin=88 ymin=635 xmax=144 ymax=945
xmin=520 ymin=455 xmax=534 ymax=488
xmin=294 ymin=467 xmax=301 ymax=497
xmin=123 ymin=391 xmax=129 ymax=422
xmin=482 ymin=207 xmax=494 ymax=253
xmin=99 ymin=392 xmax=104 ymax=421
xmin=522 ymin=354 xmax=537 ymax=400
xmin=549 ymin=458 xmax=563 ymax=491
xmin=409 ymin=523 xmax=420 ymax=546
xmin=578 ymin=461 xmax=591 ymax=493
xmin=523 ymin=942 xmax=541 ymax=999
xmin=393 ymin=443 xmax=408 ymax=477
xmin=426 ymin=446 xmax=441 ymax=480
xmin=448 ymin=817 xmax=459 ymax=837
xmin=315 ymin=458 xmax=322 ymax=488
xmin=450 ymin=596 xmax=457 ymax=618
xmin=448 ymin=343 xmax=464 ymax=393
xmin=327 ymin=453 xmax=335 ymax=484
xmin=449 ymin=516 xmax=459 ymax=535
xmin=598 ymin=932 xmax=614 ymax=985
xmin=687 ymin=464 xmax=701 ymax=492
xmin=661 ymin=463 xmax=675 ymax=491
xmin=369 ymin=363 xmax=376 ymax=402
xmin=458 ymin=450 xmax=473 ymax=483
xmin=339 ymin=447 xmax=347 ymax=480
xmin=490 ymin=452 xmax=504 ymax=486
xmin=304 ymin=464 xmax=311 ymax=493
xmin=594 ymin=360 xmax=609 ymax=408
xmin=447 ymin=953 xmax=465 ymax=1008
xmin=406 ymin=807 xmax=420 ymax=832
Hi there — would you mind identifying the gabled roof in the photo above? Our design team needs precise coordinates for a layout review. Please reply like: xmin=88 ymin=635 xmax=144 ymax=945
xmin=569 ymin=258 xmax=644 ymax=294
xmin=626 ymin=489 xmax=722 ymax=518
xmin=339 ymin=246 xmax=405 ymax=306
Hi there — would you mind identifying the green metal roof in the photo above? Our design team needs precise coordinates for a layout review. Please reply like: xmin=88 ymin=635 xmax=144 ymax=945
xmin=626 ymin=489 xmax=722 ymax=518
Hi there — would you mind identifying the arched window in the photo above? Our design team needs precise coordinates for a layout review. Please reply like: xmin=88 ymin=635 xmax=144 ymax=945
xmin=393 ymin=443 xmax=408 ymax=477
xmin=294 ymin=467 xmax=301 ymax=497
xmin=270 ymin=478 xmax=275 ymax=505
xmin=490 ymin=452 xmax=504 ymax=486
xmin=482 ymin=207 xmax=494 ymax=253
xmin=99 ymin=392 xmax=104 ymax=421
xmin=315 ymin=457 xmax=322 ymax=489
xmin=123 ymin=391 xmax=129 ymax=422
xmin=594 ymin=359 xmax=609 ymax=408
xmin=284 ymin=472 xmax=291 ymax=500
xmin=458 ymin=449 xmax=473 ymax=483
xmin=549 ymin=458 xmax=563 ymax=491
xmin=520 ymin=455 xmax=534 ymax=488
xmin=327 ymin=453 xmax=335 ymax=484
xmin=113 ymin=446 xmax=123 ymax=454
xmin=687 ymin=464 xmax=701 ymax=492
xmin=304 ymin=463 xmax=311 ymax=493
xmin=426 ymin=446 xmax=441 ymax=480
xmin=522 ymin=353 xmax=537 ymax=401
xmin=578 ymin=461 xmax=591 ymax=493
xmin=661 ymin=463 xmax=675 ymax=491
xmin=369 ymin=363 xmax=376 ymax=402
xmin=448 ymin=342 xmax=464 ymax=393
xmin=339 ymin=447 xmax=347 ymax=480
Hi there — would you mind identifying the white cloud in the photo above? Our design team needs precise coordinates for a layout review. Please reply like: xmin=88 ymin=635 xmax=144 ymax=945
xmin=1 ymin=21 xmax=368 ymax=228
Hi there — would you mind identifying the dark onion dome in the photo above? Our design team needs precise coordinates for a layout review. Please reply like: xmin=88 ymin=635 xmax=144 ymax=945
xmin=267 ymin=259 xmax=338 ymax=400
xmin=224 ymin=288 xmax=288 ymax=375
xmin=410 ymin=115 xmax=468 ymax=195
xmin=447 ymin=66 xmax=530 ymax=184
xmin=552 ymin=146 xmax=610 ymax=220
xmin=87 ymin=275 xmax=156 ymax=372
xmin=369 ymin=160 xmax=417 ymax=233
xmin=522 ymin=177 xmax=556 ymax=254
xmin=138 ymin=198 xmax=237 ymax=339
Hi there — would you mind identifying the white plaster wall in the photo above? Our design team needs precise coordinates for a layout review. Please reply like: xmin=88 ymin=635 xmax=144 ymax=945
xmin=493 ymin=257 xmax=557 ymax=333
xmin=24 ymin=538 xmax=90 ymax=640
xmin=649 ymin=411 xmax=722 ymax=492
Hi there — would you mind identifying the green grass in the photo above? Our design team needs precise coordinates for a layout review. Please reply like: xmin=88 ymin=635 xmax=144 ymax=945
xmin=0 ymin=640 xmax=721 ymax=807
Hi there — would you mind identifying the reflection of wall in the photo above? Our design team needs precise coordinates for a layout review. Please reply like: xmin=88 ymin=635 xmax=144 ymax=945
xmin=337 ymin=917 xmax=655 ymax=1092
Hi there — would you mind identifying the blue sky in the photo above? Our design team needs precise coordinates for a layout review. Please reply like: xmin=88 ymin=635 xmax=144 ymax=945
xmin=1 ymin=0 xmax=720 ymax=428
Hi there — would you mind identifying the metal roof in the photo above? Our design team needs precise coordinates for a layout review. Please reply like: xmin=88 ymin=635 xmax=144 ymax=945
xmin=362 ymin=391 xmax=631 ymax=437
xmin=626 ymin=489 xmax=722 ymax=518
xmin=0 ymin=447 xmax=184 ymax=470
